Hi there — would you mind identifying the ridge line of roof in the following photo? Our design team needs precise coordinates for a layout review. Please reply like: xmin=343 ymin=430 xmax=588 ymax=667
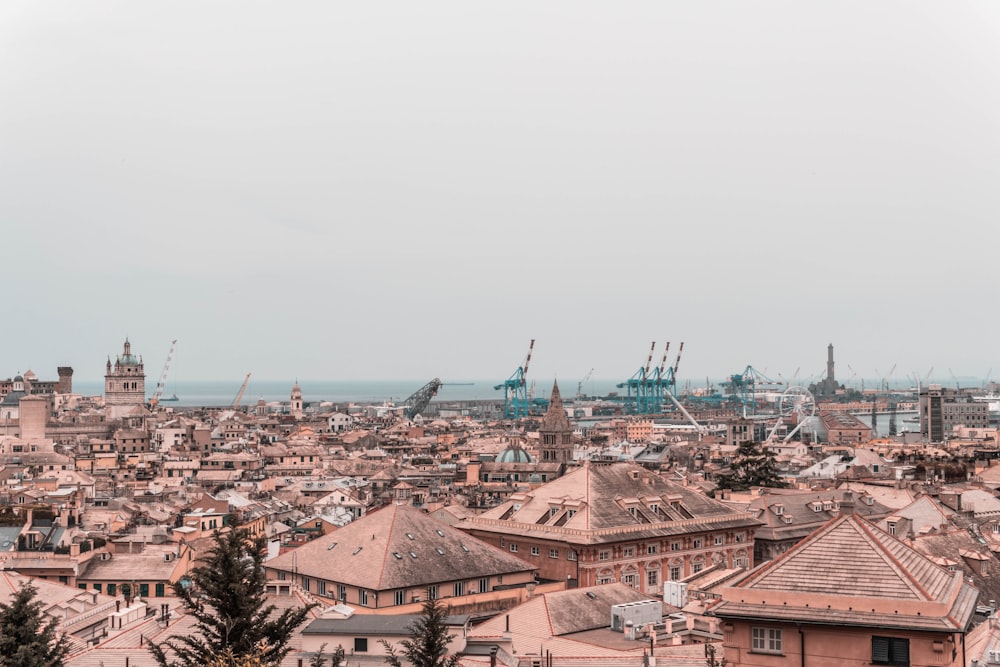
xmin=736 ymin=512 xmax=848 ymax=589
xmin=853 ymin=514 xmax=935 ymax=601
xmin=375 ymin=505 xmax=397 ymax=590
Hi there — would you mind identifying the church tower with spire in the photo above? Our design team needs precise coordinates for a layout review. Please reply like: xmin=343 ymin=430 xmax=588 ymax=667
xmin=538 ymin=381 xmax=575 ymax=470
xmin=104 ymin=338 xmax=146 ymax=420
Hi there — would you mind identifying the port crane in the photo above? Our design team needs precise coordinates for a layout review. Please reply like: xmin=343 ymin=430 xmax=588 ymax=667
xmin=494 ymin=339 xmax=534 ymax=419
xmin=617 ymin=341 xmax=658 ymax=414
xmin=232 ymin=372 xmax=252 ymax=410
xmin=148 ymin=339 xmax=177 ymax=409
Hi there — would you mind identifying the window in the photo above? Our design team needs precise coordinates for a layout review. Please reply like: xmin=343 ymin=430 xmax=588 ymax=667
xmin=692 ymin=538 xmax=703 ymax=549
xmin=549 ymin=549 xmax=559 ymax=558
xmin=714 ymin=535 xmax=724 ymax=546
xmin=427 ymin=585 xmax=439 ymax=600
xmin=302 ymin=578 xmax=311 ymax=592
xmin=599 ymin=550 xmax=610 ymax=561
xmin=693 ymin=562 xmax=703 ymax=574
xmin=317 ymin=581 xmax=327 ymax=596
xmin=623 ymin=573 xmax=638 ymax=588
xmin=623 ymin=547 xmax=635 ymax=558
xmin=360 ymin=589 xmax=370 ymax=606
xmin=395 ymin=590 xmax=405 ymax=606
xmin=454 ymin=582 xmax=465 ymax=596
xmin=530 ymin=546 xmax=540 ymax=556
xmin=647 ymin=570 xmax=658 ymax=586
xmin=751 ymin=627 xmax=783 ymax=654
xmin=338 ymin=585 xmax=346 ymax=601
xmin=670 ymin=541 xmax=680 ymax=551
xmin=647 ymin=545 xmax=658 ymax=555
xmin=872 ymin=636 xmax=909 ymax=666
xmin=669 ymin=566 xmax=681 ymax=581
xmin=107 ymin=584 xmax=116 ymax=596
xmin=567 ymin=550 xmax=578 ymax=561
xmin=354 ymin=638 xmax=368 ymax=653
xmin=479 ymin=578 xmax=490 ymax=593
xmin=735 ymin=533 xmax=745 ymax=543
xmin=510 ymin=543 xmax=518 ymax=553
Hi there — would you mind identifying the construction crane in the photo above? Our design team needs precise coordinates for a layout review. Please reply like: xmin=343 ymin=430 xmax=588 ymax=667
xmin=494 ymin=339 xmax=534 ymax=419
xmin=576 ymin=368 xmax=594 ymax=399
xmin=149 ymin=339 xmax=177 ymax=408
xmin=232 ymin=372 xmax=251 ymax=410
xmin=404 ymin=378 xmax=442 ymax=420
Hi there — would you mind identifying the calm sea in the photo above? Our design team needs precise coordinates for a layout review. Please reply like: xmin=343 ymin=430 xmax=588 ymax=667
xmin=71 ymin=379 xmax=627 ymax=407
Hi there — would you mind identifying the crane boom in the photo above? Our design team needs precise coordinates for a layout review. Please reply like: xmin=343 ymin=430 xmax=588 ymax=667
xmin=232 ymin=372 xmax=251 ymax=410
xmin=673 ymin=341 xmax=684 ymax=376
xmin=149 ymin=339 xmax=177 ymax=408
xmin=404 ymin=378 xmax=443 ymax=420
xmin=521 ymin=339 xmax=535 ymax=386
xmin=577 ymin=368 xmax=595 ymax=398
xmin=657 ymin=342 xmax=671 ymax=376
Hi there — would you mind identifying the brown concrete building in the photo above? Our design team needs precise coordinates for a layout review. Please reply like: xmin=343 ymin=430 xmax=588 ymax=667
xmin=820 ymin=410 xmax=873 ymax=445
xmin=459 ymin=461 xmax=762 ymax=595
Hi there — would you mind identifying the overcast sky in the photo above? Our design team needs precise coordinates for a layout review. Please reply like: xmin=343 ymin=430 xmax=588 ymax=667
xmin=2 ymin=2 xmax=999 ymax=387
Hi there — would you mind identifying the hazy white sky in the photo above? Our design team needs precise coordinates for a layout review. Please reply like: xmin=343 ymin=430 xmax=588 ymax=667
xmin=2 ymin=2 xmax=999 ymax=386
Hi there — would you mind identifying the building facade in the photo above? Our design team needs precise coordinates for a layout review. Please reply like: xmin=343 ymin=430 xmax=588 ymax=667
xmin=460 ymin=461 xmax=761 ymax=595
xmin=919 ymin=385 xmax=990 ymax=442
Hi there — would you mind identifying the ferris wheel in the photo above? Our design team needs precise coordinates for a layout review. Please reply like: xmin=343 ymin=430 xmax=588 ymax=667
xmin=767 ymin=386 xmax=817 ymax=442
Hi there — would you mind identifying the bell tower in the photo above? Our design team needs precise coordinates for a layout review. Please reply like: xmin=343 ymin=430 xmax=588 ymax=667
xmin=291 ymin=381 xmax=303 ymax=419
xmin=538 ymin=381 xmax=574 ymax=471
xmin=104 ymin=338 xmax=146 ymax=420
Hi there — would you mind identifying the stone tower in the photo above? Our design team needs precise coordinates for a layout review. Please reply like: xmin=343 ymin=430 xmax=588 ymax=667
xmin=105 ymin=339 xmax=146 ymax=420
xmin=538 ymin=380 xmax=574 ymax=469
xmin=57 ymin=366 xmax=74 ymax=394
xmin=290 ymin=381 xmax=303 ymax=419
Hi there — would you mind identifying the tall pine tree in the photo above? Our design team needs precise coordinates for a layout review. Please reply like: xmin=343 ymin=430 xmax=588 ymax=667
xmin=715 ymin=440 xmax=788 ymax=491
xmin=0 ymin=580 xmax=70 ymax=667
xmin=380 ymin=597 xmax=460 ymax=667
xmin=149 ymin=523 xmax=316 ymax=667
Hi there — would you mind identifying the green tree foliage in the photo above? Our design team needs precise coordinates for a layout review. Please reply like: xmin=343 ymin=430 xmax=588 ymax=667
xmin=148 ymin=523 xmax=316 ymax=667
xmin=715 ymin=440 xmax=788 ymax=491
xmin=0 ymin=580 xmax=70 ymax=667
xmin=380 ymin=597 xmax=460 ymax=667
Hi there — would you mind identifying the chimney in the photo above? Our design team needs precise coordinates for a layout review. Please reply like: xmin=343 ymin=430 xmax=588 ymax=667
xmin=489 ymin=647 xmax=498 ymax=667
xmin=840 ymin=490 xmax=856 ymax=515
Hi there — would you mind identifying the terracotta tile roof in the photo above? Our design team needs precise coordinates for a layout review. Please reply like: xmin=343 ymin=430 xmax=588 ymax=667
xmin=267 ymin=504 xmax=535 ymax=591
xmin=467 ymin=462 xmax=760 ymax=544
xmin=714 ymin=513 xmax=979 ymax=632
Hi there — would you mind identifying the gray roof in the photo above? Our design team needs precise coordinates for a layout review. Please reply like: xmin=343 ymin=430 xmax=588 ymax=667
xmin=303 ymin=613 xmax=468 ymax=636
xmin=267 ymin=504 xmax=535 ymax=591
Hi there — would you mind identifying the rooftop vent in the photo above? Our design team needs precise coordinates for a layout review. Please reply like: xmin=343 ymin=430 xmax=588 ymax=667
xmin=327 ymin=542 xmax=338 ymax=550
xmin=352 ymin=546 xmax=363 ymax=555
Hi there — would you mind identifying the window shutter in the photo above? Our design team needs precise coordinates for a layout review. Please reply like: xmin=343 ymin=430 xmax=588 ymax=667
xmin=872 ymin=637 xmax=890 ymax=662
xmin=891 ymin=638 xmax=909 ymax=663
